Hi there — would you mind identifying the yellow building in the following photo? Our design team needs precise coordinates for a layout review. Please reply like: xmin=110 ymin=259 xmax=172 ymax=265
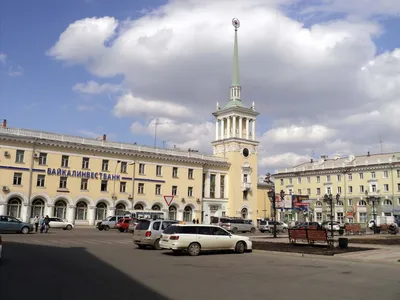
xmin=0 ymin=18 xmax=261 ymax=226
xmin=273 ymin=153 xmax=400 ymax=224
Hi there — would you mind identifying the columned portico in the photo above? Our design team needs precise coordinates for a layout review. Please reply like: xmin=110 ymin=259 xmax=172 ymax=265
xmin=202 ymin=199 xmax=228 ymax=224
xmin=204 ymin=171 xmax=211 ymax=198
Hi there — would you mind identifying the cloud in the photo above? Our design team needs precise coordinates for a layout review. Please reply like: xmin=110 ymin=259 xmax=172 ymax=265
xmin=7 ymin=66 xmax=24 ymax=77
xmin=0 ymin=53 xmax=6 ymax=64
xmin=73 ymin=80 xmax=122 ymax=94
xmin=47 ymin=0 xmax=400 ymax=172
xmin=77 ymin=104 xmax=107 ymax=111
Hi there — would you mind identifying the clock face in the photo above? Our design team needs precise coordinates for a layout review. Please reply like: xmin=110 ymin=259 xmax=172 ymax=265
xmin=232 ymin=18 xmax=240 ymax=28
xmin=242 ymin=148 xmax=249 ymax=158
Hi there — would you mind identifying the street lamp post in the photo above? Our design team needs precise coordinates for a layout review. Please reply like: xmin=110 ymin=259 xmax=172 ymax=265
xmin=323 ymin=193 xmax=340 ymax=240
xmin=365 ymin=190 xmax=381 ymax=234
xmin=267 ymin=189 xmax=285 ymax=238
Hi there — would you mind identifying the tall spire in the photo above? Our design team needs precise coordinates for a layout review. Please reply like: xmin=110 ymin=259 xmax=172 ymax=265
xmin=224 ymin=18 xmax=244 ymax=109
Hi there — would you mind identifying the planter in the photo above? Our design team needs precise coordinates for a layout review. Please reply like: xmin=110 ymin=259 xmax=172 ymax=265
xmin=338 ymin=237 xmax=348 ymax=249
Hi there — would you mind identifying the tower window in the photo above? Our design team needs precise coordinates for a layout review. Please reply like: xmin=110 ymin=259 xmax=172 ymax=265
xmin=242 ymin=148 xmax=249 ymax=157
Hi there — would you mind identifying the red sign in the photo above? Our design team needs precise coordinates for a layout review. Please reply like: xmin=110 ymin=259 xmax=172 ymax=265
xmin=163 ymin=195 xmax=174 ymax=207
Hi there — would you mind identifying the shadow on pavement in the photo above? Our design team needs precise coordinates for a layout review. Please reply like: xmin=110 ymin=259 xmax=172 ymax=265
xmin=0 ymin=242 xmax=170 ymax=300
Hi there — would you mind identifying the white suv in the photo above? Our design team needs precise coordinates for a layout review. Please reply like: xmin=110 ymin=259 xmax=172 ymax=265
xmin=159 ymin=224 xmax=252 ymax=256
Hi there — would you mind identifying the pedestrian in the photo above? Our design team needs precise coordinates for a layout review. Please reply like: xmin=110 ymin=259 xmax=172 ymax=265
xmin=196 ymin=219 xmax=199 ymax=224
xmin=44 ymin=215 xmax=50 ymax=233
xmin=39 ymin=216 xmax=45 ymax=233
xmin=192 ymin=218 xmax=196 ymax=224
xmin=33 ymin=215 xmax=39 ymax=232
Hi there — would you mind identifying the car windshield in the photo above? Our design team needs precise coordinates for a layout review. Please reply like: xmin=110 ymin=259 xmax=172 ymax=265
xmin=136 ymin=220 xmax=151 ymax=230
xmin=163 ymin=225 xmax=181 ymax=234
xmin=260 ymin=221 xmax=267 ymax=225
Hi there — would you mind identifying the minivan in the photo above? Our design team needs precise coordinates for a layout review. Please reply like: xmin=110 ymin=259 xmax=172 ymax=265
xmin=219 ymin=217 xmax=256 ymax=233
xmin=133 ymin=219 xmax=178 ymax=249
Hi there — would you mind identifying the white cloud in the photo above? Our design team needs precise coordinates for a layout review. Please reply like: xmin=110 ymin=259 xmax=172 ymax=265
xmin=47 ymin=0 xmax=400 ymax=172
xmin=73 ymin=80 xmax=121 ymax=94
xmin=7 ymin=66 xmax=24 ymax=77
xmin=0 ymin=53 xmax=6 ymax=64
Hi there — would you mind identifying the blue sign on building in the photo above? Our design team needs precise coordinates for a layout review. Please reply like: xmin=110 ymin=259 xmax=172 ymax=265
xmin=47 ymin=168 xmax=120 ymax=181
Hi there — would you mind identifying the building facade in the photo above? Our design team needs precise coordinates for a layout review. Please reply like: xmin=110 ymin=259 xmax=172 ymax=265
xmin=273 ymin=153 xmax=400 ymax=224
xmin=0 ymin=18 xmax=260 ymax=226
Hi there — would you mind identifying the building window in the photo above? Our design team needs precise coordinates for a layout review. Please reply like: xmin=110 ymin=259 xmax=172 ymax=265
xmin=348 ymin=186 xmax=353 ymax=193
xmin=187 ymin=187 xmax=193 ymax=197
xmin=280 ymin=179 xmax=284 ymax=185
xmin=183 ymin=206 xmax=192 ymax=222
xmin=371 ymin=184 xmax=377 ymax=192
xmin=139 ymin=163 xmax=145 ymax=175
xmin=120 ymin=182 xmax=126 ymax=193
xmin=348 ymin=199 xmax=353 ymax=206
xmin=348 ymin=174 xmax=352 ymax=181
xmin=371 ymin=172 xmax=376 ymax=179
xmin=347 ymin=217 xmax=354 ymax=223
xmin=168 ymin=206 xmax=177 ymax=220
xmin=82 ymin=157 xmax=90 ymax=169
xmin=220 ymin=175 xmax=225 ymax=198
xmin=359 ymin=173 xmax=364 ymax=179
xmin=15 ymin=150 xmax=24 ymax=163
xmin=59 ymin=177 xmax=67 ymax=189
xmin=138 ymin=183 xmax=145 ymax=194
xmin=172 ymin=185 xmax=177 ymax=196
xmin=398 ymin=183 xmax=400 ymax=191
xmin=337 ymin=212 xmax=344 ymax=223
xmin=156 ymin=165 xmax=162 ymax=176
xmin=316 ymin=176 xmax=320 ymax=183
xmin=102 ymin=159 xmax=109 ymax=171
xmin=81 ymin=178 xmax=88 ymax=190
xmin=326 ymin=175 xmax=331 ymax=182
xmin=358 ymin=200 xmax=367 ymax=206
xmin=316 ymin=188 xmax=321 ymax=195
xmin=13 ymin=172 xmax=22 ymax=185
xmin=297 ymin=189 xmax=302 ymax=195
xmin=39 ymin=153 xmax=47 ymax=165
xmin=316 ymin=213 xmax=322 ymax=222
xmin=96 ymin=202 xmax=107 ymax=221
xmin=54 ymin=200 xmax=67 ymax=219
xmin=36 ymin=174 xmax=45 ymax=187
xmin=101 ymin=180 xmax=108 ymax=192
xmin=31 ymin=199 xmax=45 ymax=218
xmin=75 ymin=202 xmax=88 ymax=220
xmin=115 ymin=203 xmax=126 ymax=215
xmin=337 ymin=175 xmax=341 ymax=182
xmin=315 ymin=201 xmax=322 ymax=207
xmin=359 ymin=212 xmax=367 ymax=223
xmin=288 ymin=189 xmax=293 ymax=195
xmin=397 ymin=170 xmax=400 ymax=178
xmin=383 ymin=171 xmax=388 ymax=178
xmin=337 ymin=186 xmax=342 ymax=194
xmin=210 ymin=174 xmax=216 ymax=198
xmin=134 ymin=204 xmax=144 ymax=210
xmin=307 ymin=188 xmax=311 ymax=195
xmin=120 ymin=161 xmax=127 ymax=173
xmin=383 ymin=184 xmax=389 ymax=192
xmin=202 ymin=173 xmax=206 ymax=198
xmin=326 ymin=187 xmax=331 ymax=194
xmin=243 ymin=190 xmax=248 ymax=200
xmin=61 ymin=155 xmax=69 ymax=168
xmin=359 ymin=185 xmax=364 ymax=193
xmin=307 ymin=177 xmax=311 ymax=183
xmin=383 ymin=199 xmax=393 ymax=206
xmin=155 ymin=184 xmax=161 ymax=195
xmin=241 ymin=208 xmax=248 ymax=219
xmin=172 ymin=167 xmax=178 ymax=178
xmin=289 ymin=178 xmax=293 ymax=184
xmin=152 ymin=204 xmax=161 ymax=211
xmin=243 ymin=174 xmax=248 ymax=183
xmin=188 ymin=168 xmax=194 ymax=179
xmin=297 ymin=177 xmax=301 ymax=184
xmin=7 ymin=198 xmax=22 ymax=218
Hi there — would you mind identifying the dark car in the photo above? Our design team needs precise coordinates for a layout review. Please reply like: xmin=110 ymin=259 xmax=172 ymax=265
xmin=0 ymin=215 xmax=34 ymax=234
xmin=293 ymin=222 xmax=323 ymax=230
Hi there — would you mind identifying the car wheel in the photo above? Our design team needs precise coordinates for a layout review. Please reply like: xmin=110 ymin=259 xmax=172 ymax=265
xmin=154 ymin=238 xmax=161 ymax=250
xmin=119 ymin=228 xmax=124 ymax=232
xmin=104 ymin=225 xmax=110 ymax=231
xmin=21 ymin=226 xmax=30 ymax=234
xmin=260 ymin=230 xmax=265 ymax=233
xmin=232 ymin=227 xmax=238 ymax=234
xmin=98 ymin=227 xmax=104 ymax=231
xmin=66 ymin=225 xmax=72 ymax=230
xmin=235 ymin=241 xmax=246 ymax=254
xmin=137 ymin=244 xmax=145 ymax=249
xmin=172 ymin=250 xmax=182 ymax=255
xmin=250 ymin=227 xmax=256 ymax=233
xmin=187 ymin=242 xmax=201 ymax=256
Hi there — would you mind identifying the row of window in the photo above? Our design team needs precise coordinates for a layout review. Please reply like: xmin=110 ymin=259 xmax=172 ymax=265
xmin=203 ymin=174 xmax=226 ymax=198
xmin=12 ymin=172 xmax=196 ymax=197
xmin=14 ymin=150 xmax=196 ymax=179
xmin=280 ymin=170 xmax=400 ymax=186
xmin=313 ymin=199 xmax=395 ymax=207
xmin=313 ymin=212 xmax=374 ymax=223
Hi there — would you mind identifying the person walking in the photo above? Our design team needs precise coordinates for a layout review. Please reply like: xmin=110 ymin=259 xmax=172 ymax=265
xmin=39 ymin=216 xmax=45 ymax=233
xmin=33 ymin=215 xmax=39 ymax=232
xmin=44 ymin=215 xmax=50 ymax=233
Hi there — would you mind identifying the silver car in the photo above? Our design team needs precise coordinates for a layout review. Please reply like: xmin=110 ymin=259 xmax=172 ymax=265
xmin=259 ymin=220 xmax=284 ymax=233
xmin=133 ymin=219 xmax=178 ymax=249
xmin=220 ymin=217 xmax=256 ymax=233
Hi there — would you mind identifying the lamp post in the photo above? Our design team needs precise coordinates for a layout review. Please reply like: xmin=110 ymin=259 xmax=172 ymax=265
xmin=323 ymin=193 xmax=340 ymax=240
xmin=267 ymin=189 xmax=285 ymax=238
xmin=365 ymin=190 xmax=381 ymax=234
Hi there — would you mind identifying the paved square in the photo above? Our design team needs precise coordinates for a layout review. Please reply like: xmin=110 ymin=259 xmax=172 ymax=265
xmin=0 ymin=229 xmax=399 ymax=300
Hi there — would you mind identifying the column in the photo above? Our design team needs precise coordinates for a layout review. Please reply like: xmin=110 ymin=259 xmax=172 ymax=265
xmin=216 ymin=173 xmax=221 ymax=199
xmin=215 ymin=119 xmax=219 ymax=140
xmin=88 ymin=206 xmax=96 ymax=225
xmin=205 ymin=171 xmax=211 ymax=198
xmin=246 ymin=118 xmax=250 ymax=139
xmin=220 ymin=118 xmax=225 ymax=139
xmin=67 ymin=205 xmax=76 ymax=224
xmin=177 ymin=209 xmax=183 ymax=221
xmin=239 ymin=117 xmax=243 ymax=138
xmin=0 ymin=202 xmax=5 ymax=215
xmin=227 ymin=117 xmax=231 ymax=138
xmin=45 ymin=204 xmax=53 ymax=217
xmin=108 ymin=206 xmax=115 ymax=217
xmin=232 ymin=116 xmax=237 ymax=138
xmin=252 ymin=119 xmax=256 ymax=140
xmin=22 ymin=204 xmax=30 ymax=222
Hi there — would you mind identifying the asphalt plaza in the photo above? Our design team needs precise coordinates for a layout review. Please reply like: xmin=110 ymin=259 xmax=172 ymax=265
xmin=0 ymin=228 xmax=399 ymax=300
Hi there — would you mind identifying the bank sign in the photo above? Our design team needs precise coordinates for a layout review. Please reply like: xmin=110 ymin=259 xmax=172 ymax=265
xmin=47 ymin=168 xmax=120 ymax=181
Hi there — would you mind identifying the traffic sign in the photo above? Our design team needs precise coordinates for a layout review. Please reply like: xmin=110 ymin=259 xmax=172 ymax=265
xmin=163 ymin=195 xmax=174 ymax=207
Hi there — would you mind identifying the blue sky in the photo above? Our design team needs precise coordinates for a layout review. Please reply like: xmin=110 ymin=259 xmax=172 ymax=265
xmin=1 ymin=0 xmax=400 ymax=172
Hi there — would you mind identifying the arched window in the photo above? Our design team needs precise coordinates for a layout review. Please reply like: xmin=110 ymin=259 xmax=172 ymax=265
xmin=169 ymin=206 xmax=177 ymax=220
xmin=315 ymin=201 xmax=323 ymax=207
xmin=54 ymin=200 xmax=67 ymax=219
xmin=134 ymin=203 xmax=144 ymax=210
xmin=358 ymin=200 xmax=367 ymax=206
xmin=336 ymin=201 xmax=344 ymax=206
xmin=75 ymin=201 xmax=88 ymax=220
xmin=96 ymin=202 xmax=108 ymax=221
xmin=7 ymin=198 xmax=22 ymax=218
xmin=241 ymin=208 xmax=248 ymax=219
xmin=31 ymin=199 xmax=45 ymax=218
xmin=383 ymin=200 xmax=393 ymax=206
xmin=152 ymin=204 xmax=161 ymax=211
xmin=115 ymin=203 xmax=126 ymax=216
xmin=183 ymin=206 xmax=192 ymax=222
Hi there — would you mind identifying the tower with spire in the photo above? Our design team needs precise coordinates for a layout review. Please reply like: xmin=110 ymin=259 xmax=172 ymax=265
xmin=211 ymin=18 xmax=259 ymax=222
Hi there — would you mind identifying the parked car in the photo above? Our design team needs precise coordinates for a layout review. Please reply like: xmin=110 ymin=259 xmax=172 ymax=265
xmin=116 ymin=217 xmax=132 ymax=232
xmin=321 ymin=221 xmax=341 ymax=231
xmin=160 ymin=224 xmax=253 ymax=256
xmin=133 ymin=219 xmax=178 ymax=249
xmin=96 ymin=216 xmax=124 ymax=231
xmin=48 ymin=217 xmax=74 ymax=230
xmin=128 ymin=219 xmax=138 ymax=233
xmin=293 ymin=222 xmax=323 ymax=230
xmin=0 ymin=215 xmax=33 ymax=234
xmin=259 ymin=220 xmax=284 ymax=233
xmin=219 ymin=217 xmax=256 ymax=233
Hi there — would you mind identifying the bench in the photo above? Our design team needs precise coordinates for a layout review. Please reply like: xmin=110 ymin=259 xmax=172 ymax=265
xmin=288 ymin=228 xmax=333 ymax=247
xmin=345 ymin=224 xmax=364 ymax=235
